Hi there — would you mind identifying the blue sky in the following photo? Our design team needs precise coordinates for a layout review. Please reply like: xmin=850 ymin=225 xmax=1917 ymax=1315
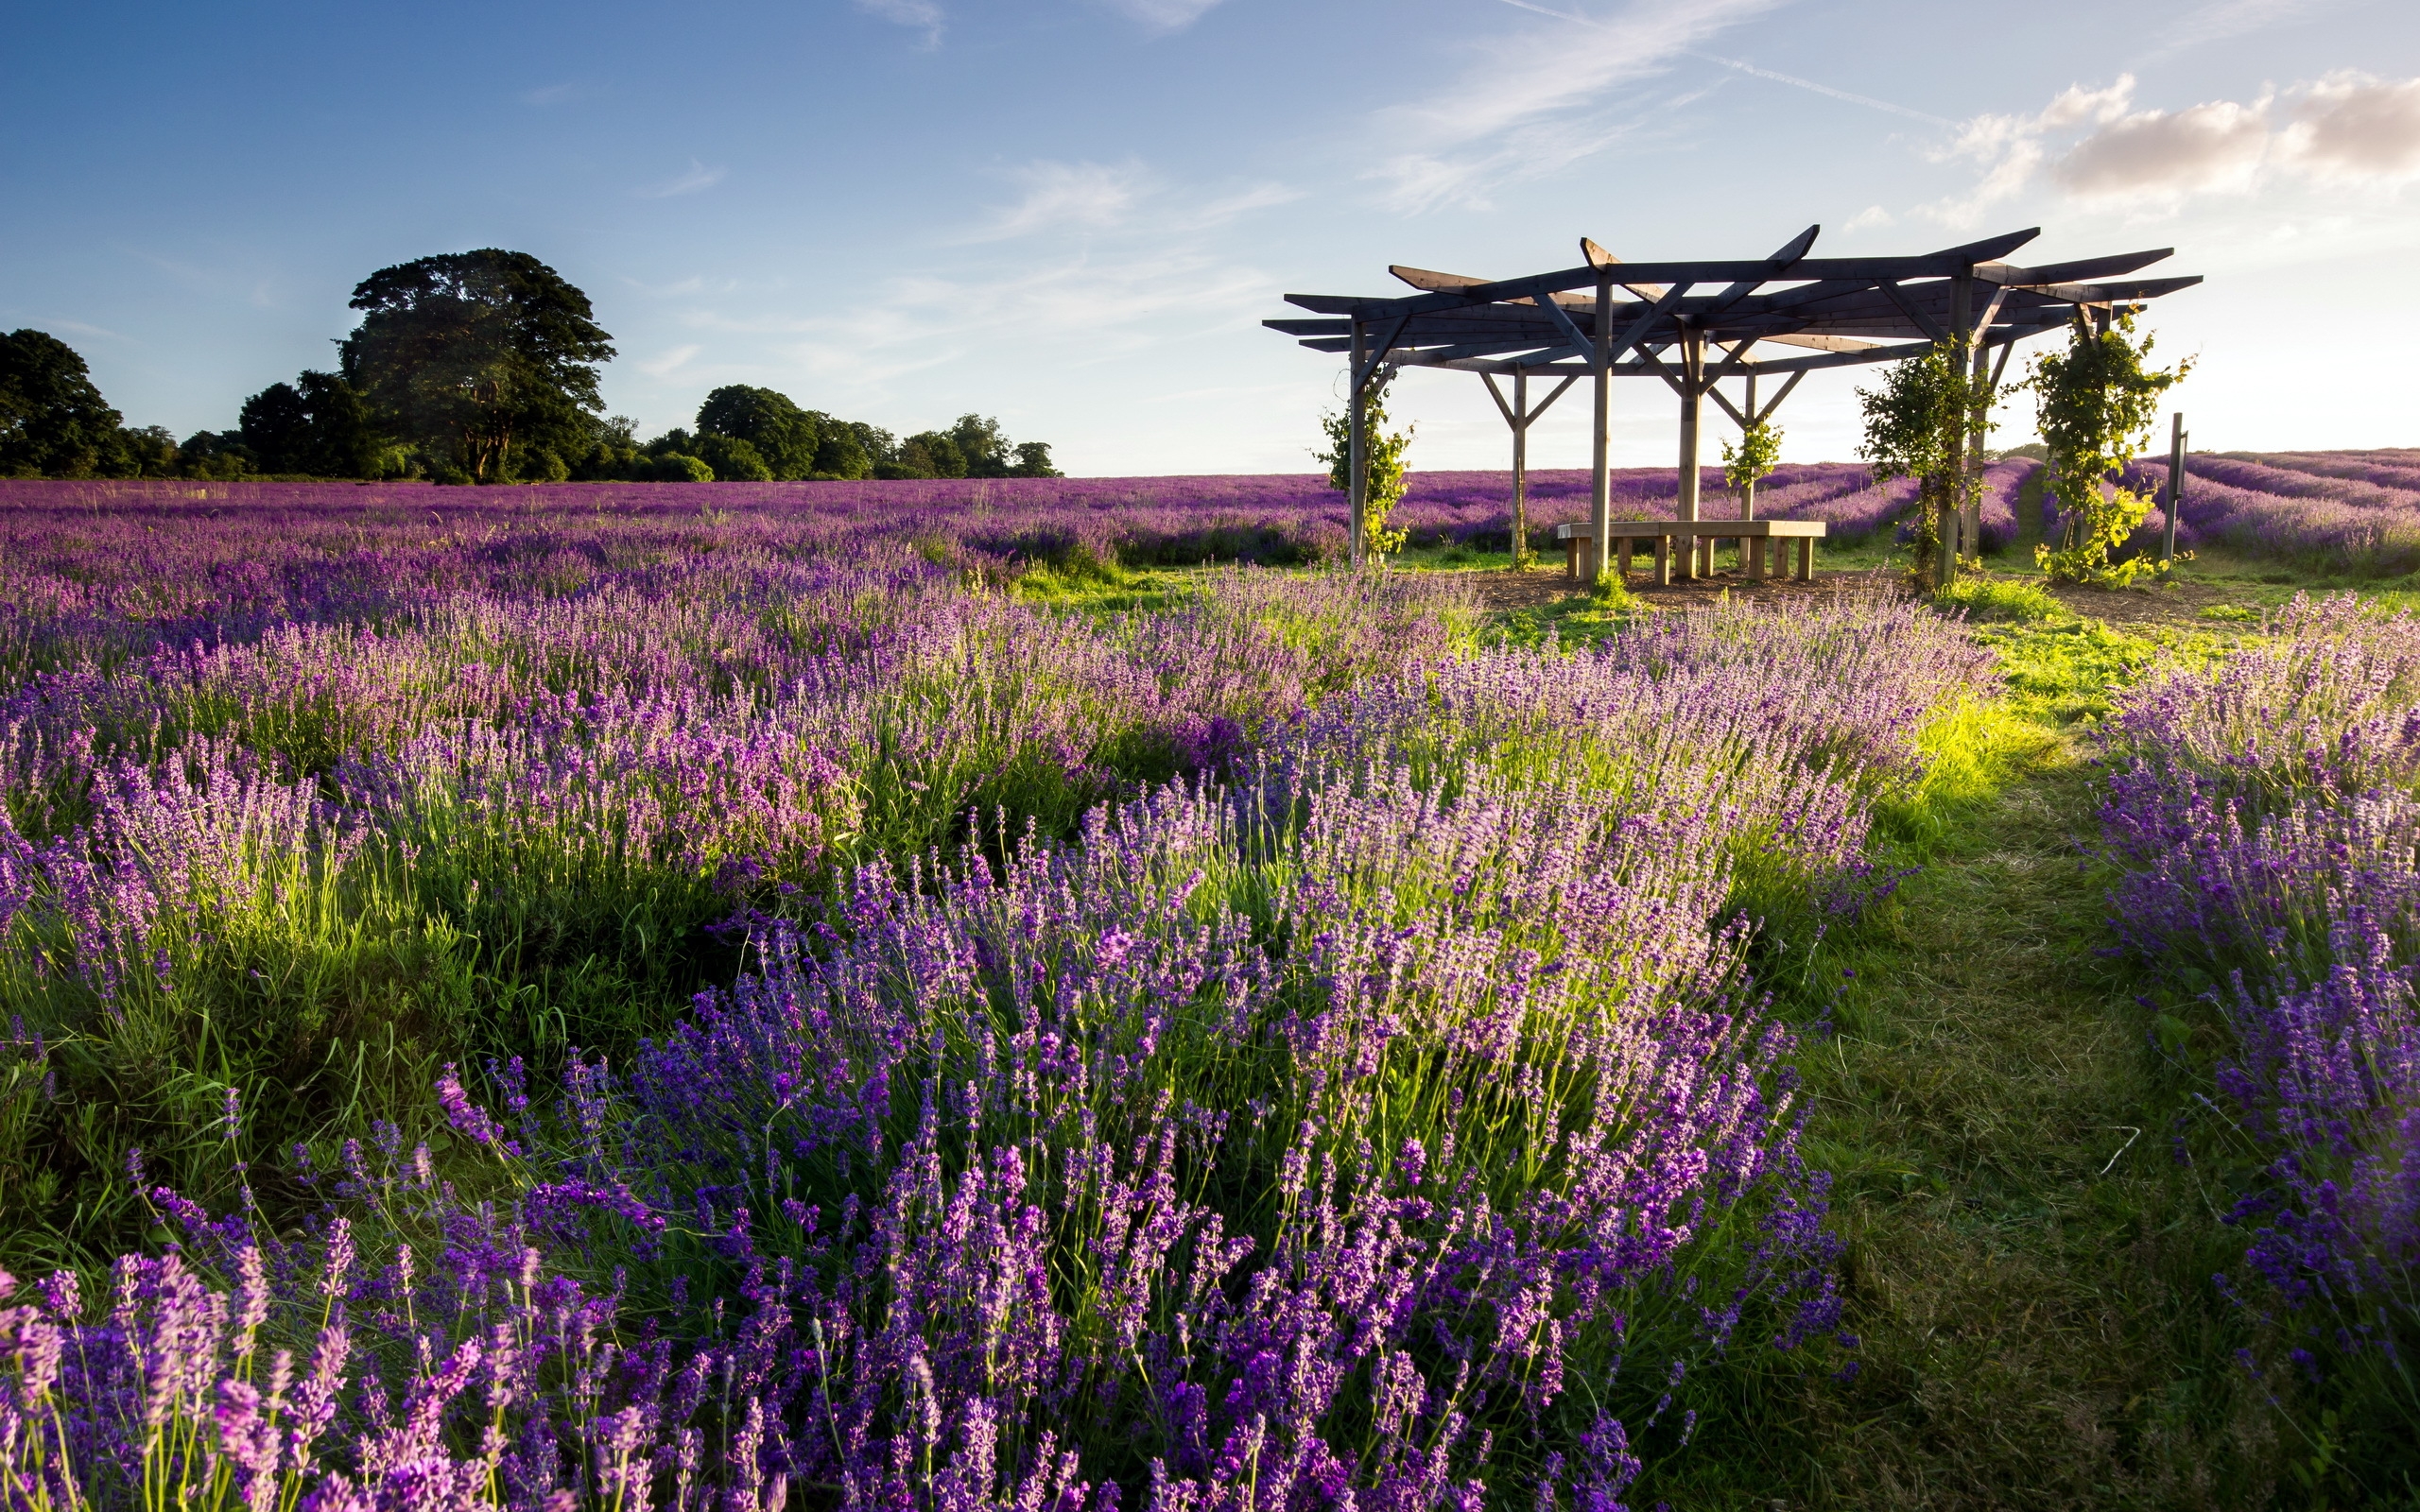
xmin=4 ymin=0 xmax=2416 ymax=474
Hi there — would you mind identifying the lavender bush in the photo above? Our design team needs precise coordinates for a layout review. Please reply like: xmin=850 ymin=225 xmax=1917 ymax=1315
xmin=2100 ymin=593 xmax=2420 ymax=1412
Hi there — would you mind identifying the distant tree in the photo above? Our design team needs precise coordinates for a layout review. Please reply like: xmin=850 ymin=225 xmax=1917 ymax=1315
xmin=340 ymin=249 xmax=614 ymax=484
xmin=1011 ymin=440 xmax=1061 ymax=478
xmin=805 ymin=416 xmax=880 ymax=479
xmin=697 ymin=386 xmax=819 ymax=480
xmin=948 ymin=414 xmax=1011 ymax=477
xmin=644 ymin=453 xmax=714 ymax=483
xmin=178 ymin=431 xmax=255 ymax=479
xmin=692 ymin=432 xmax=773 ymax=482
xmin=889 ymin=431 xmax=968 ymax=479
xmin=244 ymin=370 xmax=390 ymax=477
xmin=645 ymin=426 xmax=696 ymax=458
xmin=118 ymin=425 xmax=181 ymax=478
xmin=0 ymin=329 xmax=129 ymax=478
xmin=567 ymin=415 xmax=645 ymax=481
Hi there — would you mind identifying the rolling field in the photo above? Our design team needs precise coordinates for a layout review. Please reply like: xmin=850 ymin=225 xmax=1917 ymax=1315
xmin=1 ymin=467 xmax=2416 ymax=1510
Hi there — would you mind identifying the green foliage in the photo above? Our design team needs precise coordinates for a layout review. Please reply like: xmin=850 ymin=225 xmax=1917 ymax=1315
xmin=1858 ymin=335 xmax=1987 ymax=591
xmin=1933 ymin=574 xmax=2063 ymax=623
xmin=1721 ymin=417 xmax=1782 ymax=497
xmin=2028 ymin=314 xmax=2191 ymax=587
xmin=645 ymin=452 xmax=714 ymax=483
xmin=339 ymin=249 xmax=615 ymax=485
xmin=1316 ymin=373 xmax=1414 ymax=559
xmin=809 ymin=420 xmax=877 ymax=480
xmin=0 ymin=329 xmax=129 ymax=478
xmin=1011 ymin=438 xmax=1061 ymax=477
xmin=690 ymin=432 xmax=773 ymax=482
xmin=697 ymin=385 xmax=821 ymax=479
xmin=888 ymin=430 xmax=969 ymax=479
xmin=238 ymin=369 xmax=396 ymax=478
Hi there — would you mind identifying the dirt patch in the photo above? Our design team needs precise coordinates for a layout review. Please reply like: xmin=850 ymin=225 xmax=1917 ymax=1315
xmin=2040 ymin=576 xmax=2261 ymax=630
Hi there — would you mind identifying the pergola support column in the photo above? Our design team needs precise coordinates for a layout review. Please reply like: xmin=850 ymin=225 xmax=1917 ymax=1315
xmin=1590 ymin=271 xmax=1613 ymax=585
xmin=1348 ymin=320 xmax=1367 ymax=570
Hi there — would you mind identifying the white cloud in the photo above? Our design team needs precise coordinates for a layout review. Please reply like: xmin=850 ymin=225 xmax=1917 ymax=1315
xmin=1101 ymin=0 xmax=1225 ymax=32
xmin=2053 ymin=96 xmax=2272 ymax=199
xmin=2283 ymin=72 xmax=2420 ymax=181
xmin=635 ymin=160 xmax=728 ymax=198
xmin=1923 ymin=72 xmax=2420 ymax=222
xmin=856 ymin=0 xmax=942 ymax=47
xmin=1845 ymin=204 xmax=1893 ymax=230
xmin=2150 ymin=0 xmax=2347 ymax=57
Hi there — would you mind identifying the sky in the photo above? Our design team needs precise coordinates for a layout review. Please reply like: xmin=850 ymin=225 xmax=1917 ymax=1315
xmin=3 ymin=0 xmax=2416 ymax=475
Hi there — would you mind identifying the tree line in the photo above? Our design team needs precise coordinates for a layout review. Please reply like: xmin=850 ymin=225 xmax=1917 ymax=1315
xmin=0 ymin=249 xmax=1059 ymax=483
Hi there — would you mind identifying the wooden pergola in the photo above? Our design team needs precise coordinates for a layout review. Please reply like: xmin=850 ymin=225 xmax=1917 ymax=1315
xmin=1266 ymin=225 xmax=2202 ymax=579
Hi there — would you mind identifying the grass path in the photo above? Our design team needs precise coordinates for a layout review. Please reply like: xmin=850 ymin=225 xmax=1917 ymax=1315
xmin=1757 ymin=716 xmax=2278 ymax=1510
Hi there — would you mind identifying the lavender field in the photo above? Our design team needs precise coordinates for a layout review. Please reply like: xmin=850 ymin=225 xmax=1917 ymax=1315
xmin=0 ymin=480 xmax=1999 ymax=1509
xmin=2107 ymin=447 xmax=2420 ymax=575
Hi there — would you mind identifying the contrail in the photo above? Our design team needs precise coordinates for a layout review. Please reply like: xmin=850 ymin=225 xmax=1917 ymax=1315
xmin=1491 ymin=0 xmax=1952 ymax=127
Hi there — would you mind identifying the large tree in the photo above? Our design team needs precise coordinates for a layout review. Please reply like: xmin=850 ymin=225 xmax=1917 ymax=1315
xmin=697 ymin=385 xmax=819 ymax=480
xmin=339 ymin=249 xmax=613 ymax=483
xmin=0 ymin=329 xmax=128 ymax=478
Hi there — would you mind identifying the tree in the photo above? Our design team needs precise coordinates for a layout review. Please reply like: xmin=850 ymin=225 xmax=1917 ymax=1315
xmin=1316 ymin=373 xmax=1413 ymax=560
xmin=339 ymin=249 xmax=614 ymax=484
xmin=889 ymin=431 xmax=968 ymax=479
xmin=697 ymin=386 xmax=820 ymax=480
xmin=239 ymin=370 xmax=390 ymax=478
xmin=692 ymin=432 xmax=773 ymax=482
xmin=2027 ymin=313 xmax=2190 ymax=587
xmin=948 ymin=414 xmax=1011 ymax=477
xmin=0 ymin=329 xmax=129 ymax=478
xmin=806 ymin=418 xmax=876 ymax=481
xmin=1857 ymin=336 xmax=1986 ymax=593
xmin=178 ymin=431 xmax=255 ymax=479
xmin=1720 ymin=419 xmax=1782 ymax=515
xmin=1011 ymin=440 xmax=1061 ymax=478
xmin=118 ymin=426 xmax=180 ymax=478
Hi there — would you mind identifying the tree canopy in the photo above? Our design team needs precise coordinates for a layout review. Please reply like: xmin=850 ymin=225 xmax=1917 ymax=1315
xmin=340 ymin=249 xmax=614 ymax=484
xmin=1 ymin=329 xmax=129 ymax=478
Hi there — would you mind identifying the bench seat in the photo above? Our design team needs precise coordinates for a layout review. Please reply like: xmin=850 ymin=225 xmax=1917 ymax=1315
xmin=1554 ymin=519 xmax=1825 ymax=585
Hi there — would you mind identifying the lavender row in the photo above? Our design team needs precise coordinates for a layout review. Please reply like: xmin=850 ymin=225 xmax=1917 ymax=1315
xmin=2099 ymin=594 xmax=2420 ymax=1383
xmin=0 ymin=592 xmax=1996 ymax=1508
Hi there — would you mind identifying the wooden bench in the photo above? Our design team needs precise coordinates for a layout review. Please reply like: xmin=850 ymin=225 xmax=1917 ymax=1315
xmin=1556 ymin=520 xmax=1824 ymax=586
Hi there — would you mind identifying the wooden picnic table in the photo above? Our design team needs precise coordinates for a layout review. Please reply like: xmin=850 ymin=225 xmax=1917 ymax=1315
xmin=1556 ymin=519 xmax=1824 ymax=586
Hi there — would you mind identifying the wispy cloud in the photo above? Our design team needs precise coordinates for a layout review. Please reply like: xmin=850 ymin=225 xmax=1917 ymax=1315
xmin=1100 ymin=0 xmax=1226 ymax=32
xmin=521 ymin=82 xmax=579 ymax=106
xmin=968 ymin=160 xmax=1149 ymax=241
xmin=634 ymin=160 xmax=728 ymax=198
xmin=636 ymin=345 xmax=701 ymax=378
xmin=1367 ymin=0 xmax=1783 ymax=212
xmin=2146 ymin=0 xmax=2349 ymax=59
xmin=962 ymin=160 xmax=1299 ymax=242
xmin=856 ymin=0 xmax=943 ymax=48
xmin=1682 ymin=47 xmax=1949 ymax=125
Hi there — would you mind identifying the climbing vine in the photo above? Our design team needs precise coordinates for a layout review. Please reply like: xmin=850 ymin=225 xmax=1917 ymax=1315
xmin=1318 ymin=371 xmax=1414 ymax=560
xmin=2027 ymin=312 xmax=2191 ymax=586
xmin=1858 ymin=335 xmax=1987 ymax=593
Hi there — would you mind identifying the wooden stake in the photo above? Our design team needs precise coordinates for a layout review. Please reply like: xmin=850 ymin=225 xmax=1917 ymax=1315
xmin=1741 ymin=369 xmax=1758 ymax=522
xmin=2164 ymin=412 xmax=2186 ymax=564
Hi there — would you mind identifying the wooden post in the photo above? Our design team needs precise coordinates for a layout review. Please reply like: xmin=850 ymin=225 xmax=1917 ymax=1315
xmin=1512 ymin=369 xmax=1529 ymax=566
xmin=1965 ymin=332 xmax=1990 ymax=558
xmin=1676 ymin=324 xmax=1703 ymax=579
xmin=1748 ymin=536 xmax=1767 ymax=582
xmin=1740 ymin=370 xmax=1758 ymax=522
xmin=1938 ymin=274 xmax=1970 ymax=589
xmin=1590 ymin=273 xmax=1613 ymax=585
xmin=1348 ymin=320 xmax=1367 ymax=570
xmin=1653 ymin=532 xmax=1670 ymax=586
xmin=2164 ymin=412 xmax=2187 ymax=564
xmin=1618 ymin=537 xmax=1634 ymax=580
